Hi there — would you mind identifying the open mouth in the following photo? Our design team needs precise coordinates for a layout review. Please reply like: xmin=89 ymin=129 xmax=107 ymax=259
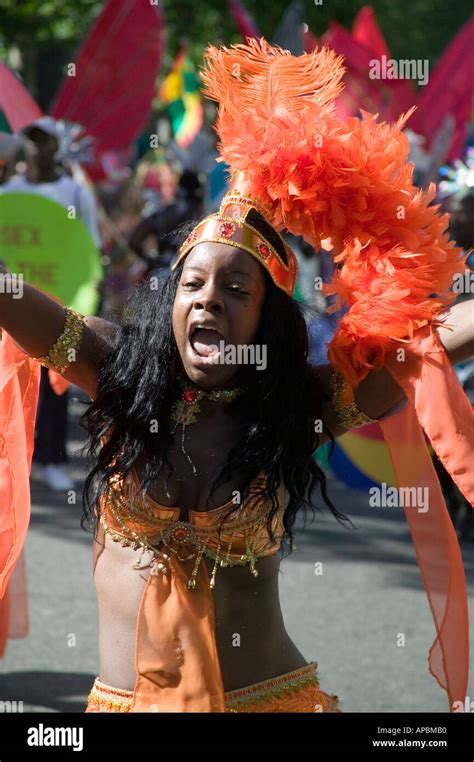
xmin=189 ymin=327 xmax=225 ymax=359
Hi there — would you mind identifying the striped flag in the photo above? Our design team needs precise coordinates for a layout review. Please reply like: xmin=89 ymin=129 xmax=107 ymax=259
xmin=159 ymin=46 xmax=203 ymax=148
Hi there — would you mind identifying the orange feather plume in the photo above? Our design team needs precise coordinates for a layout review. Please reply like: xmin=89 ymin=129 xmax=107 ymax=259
xmin=199 ymin=38 xmax=468 ymax=395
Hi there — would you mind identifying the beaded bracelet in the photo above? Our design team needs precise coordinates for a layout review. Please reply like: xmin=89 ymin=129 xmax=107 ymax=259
xmin=329 ymin=368 xmax=375 ymax=430
xmin=35 ymin=306 xmax=86 ymax=374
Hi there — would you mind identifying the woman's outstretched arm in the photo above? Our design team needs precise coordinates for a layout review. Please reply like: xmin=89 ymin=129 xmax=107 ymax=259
xmin=0 ymin=267 xmax=119 ymax=400
xmin=319 ymin=297 xmax=474 ymax=439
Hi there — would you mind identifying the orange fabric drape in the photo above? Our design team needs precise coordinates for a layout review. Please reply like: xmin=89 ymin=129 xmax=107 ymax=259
xmin=380 ymin=323 xmax=474 ymax=710
xmin=0 ymin=332 xmax=71 ymax=658
xmin=0 ymin=331 xmax=41 ymax=657
xmin=131 ymin=553 xmax=225 ymax=712
xmin=0 ymin=331 xmax=40 ymax=598
xmin=0 ymin=548 xmax=29 ymax=657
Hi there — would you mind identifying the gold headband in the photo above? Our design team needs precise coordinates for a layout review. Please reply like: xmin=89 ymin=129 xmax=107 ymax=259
xmin=171 ymin=192 xmax=298 ymax=297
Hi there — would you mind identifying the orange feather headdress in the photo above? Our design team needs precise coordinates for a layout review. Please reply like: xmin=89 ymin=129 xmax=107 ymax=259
xmin=192 ymin=37 xmax=468 ymax=399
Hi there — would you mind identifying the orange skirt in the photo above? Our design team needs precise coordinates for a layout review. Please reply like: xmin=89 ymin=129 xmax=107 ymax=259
xmin=85 ymin=661 xmax=341 ymax=713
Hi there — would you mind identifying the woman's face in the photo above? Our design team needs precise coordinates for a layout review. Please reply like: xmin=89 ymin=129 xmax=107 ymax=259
xmin=172 ymin=242 xmax=266 ymax=390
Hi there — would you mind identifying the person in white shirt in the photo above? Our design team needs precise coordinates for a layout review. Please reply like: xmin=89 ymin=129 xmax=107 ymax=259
xmin=3 ymin=117 xmax=102 ymax=492
xmin=4 ymin=117 xmax=102 ymax=248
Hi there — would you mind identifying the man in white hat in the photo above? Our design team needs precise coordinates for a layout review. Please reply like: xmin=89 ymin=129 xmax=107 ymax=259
xmin=4 ymin=117 xmax=102 ymax=248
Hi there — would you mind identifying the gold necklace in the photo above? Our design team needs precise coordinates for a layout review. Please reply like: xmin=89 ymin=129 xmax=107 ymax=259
xmin=170 ymin=372 xmax=247 ymax=477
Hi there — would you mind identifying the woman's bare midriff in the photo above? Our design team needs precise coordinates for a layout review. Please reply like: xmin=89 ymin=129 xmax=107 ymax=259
xmin=92 ymin=403 xmax=310 ymax=692
xmin=92 ymin=521 xmax=309 ymax=692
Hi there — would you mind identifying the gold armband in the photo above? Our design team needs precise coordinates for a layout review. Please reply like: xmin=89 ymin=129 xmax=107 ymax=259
xmin=329 ymin=368 xmax=376 ymax=430
xmin=35 ymin=306 xmax=85 ymax=374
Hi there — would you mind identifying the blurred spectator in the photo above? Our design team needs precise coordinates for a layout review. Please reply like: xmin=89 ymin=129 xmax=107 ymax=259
xmin=97 ymin=182 xmax=148 ymax=320
xmin=0 ymin=132 xmax=24 ymax=185
xmin=128 ymin=168 xmax=205 ymax=275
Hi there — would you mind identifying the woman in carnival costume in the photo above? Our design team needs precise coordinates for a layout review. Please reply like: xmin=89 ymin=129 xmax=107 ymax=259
xmin=0 ymin=39 xmax=473 ymax=713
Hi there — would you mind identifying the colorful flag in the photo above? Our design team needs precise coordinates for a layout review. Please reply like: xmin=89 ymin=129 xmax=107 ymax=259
xmin=159 ymin=46 xmax=203 ymax=149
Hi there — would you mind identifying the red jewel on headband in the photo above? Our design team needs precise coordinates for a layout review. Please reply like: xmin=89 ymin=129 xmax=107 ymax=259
xmin=256 ymin=241 xmax=270 ymax=258
xmin=183 ymin=389 xmax=196 ymax=403
xmin=218 ymin=221 xmax=235 ymax=238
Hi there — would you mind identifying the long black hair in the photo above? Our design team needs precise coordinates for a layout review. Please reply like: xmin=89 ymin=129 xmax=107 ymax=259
xmin=79 ymin=208 xmax=352 ymax=557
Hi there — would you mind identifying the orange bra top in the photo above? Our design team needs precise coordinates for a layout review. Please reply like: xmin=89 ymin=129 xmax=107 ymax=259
xmin=99 ymin=464 xmax=288 ymax=587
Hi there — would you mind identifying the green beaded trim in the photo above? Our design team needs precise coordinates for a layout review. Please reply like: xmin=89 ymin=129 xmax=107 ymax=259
xmin=224 ymin=674 xmax=320 ymax=709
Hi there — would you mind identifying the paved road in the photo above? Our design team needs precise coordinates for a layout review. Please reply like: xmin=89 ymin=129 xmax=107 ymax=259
xmin=1 ymin=387 xmax=472 ymax=712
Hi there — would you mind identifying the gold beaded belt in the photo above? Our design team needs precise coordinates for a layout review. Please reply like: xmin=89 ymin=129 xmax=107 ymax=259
xmin=223 ymin=662 xmax=341 ymax=712
xmin=86 ymin=663 xmax=341 ymax=713
xmin=86 ymin=679 xmax=134 ymax=713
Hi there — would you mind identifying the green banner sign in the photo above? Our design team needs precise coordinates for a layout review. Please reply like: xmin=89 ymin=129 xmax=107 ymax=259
xmin=0 ymin=192 xmax=102 ymax=314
